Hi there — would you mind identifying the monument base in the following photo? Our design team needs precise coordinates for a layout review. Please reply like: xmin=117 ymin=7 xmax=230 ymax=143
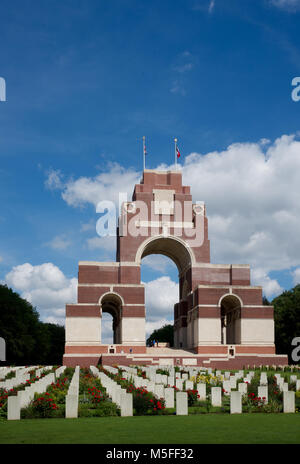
xmin=63 ymin=345 xmax=288 ymax=369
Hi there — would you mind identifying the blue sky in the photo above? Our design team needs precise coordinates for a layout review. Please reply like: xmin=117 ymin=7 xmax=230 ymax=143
xmin=1 ymin=0 xmax=300 ymax=340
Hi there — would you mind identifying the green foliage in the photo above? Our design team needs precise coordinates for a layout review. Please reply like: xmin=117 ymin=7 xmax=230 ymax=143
xmin=79 ymin=402 xmax=119 ymax=417
xmin=146 ymin=324 xmax=174 ymax=347
xmin=186 ymin=389 xmax=199 ymax=406
xmin=271 ymin=284 xmax=300 ymax=362
xmin=0 ymin=284 xmax=65 ymax=365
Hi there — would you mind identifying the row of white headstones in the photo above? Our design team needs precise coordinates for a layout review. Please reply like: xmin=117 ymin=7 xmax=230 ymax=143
xmin=109 ymin=365 xmax=300 ymax=415
xmin=3 ymin=364 xmax=300 ymax=419
xmin=1 ymin=366 xmax=65 ymax=420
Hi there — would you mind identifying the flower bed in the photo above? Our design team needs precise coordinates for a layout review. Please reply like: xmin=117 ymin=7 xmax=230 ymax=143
xmin=100 ymin=367 xmax=166 ymax=416
xmin=78 ymin=368 xmax=120 ymax=417
xmin=21 ymin=367 xmax=74 ymax=419
xmin=0 ymin=367 xmax=53 ymax=418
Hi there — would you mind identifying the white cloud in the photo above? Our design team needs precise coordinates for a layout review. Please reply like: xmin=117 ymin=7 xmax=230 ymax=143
xmin=292 ymin=267 xmax=300 ymax=285
xmin=0 ymin=256 xmax=3 ymax=263
xmin=144 ymin=276 xmax=178 ymax=321
xmin=45 ymin=163 xmax=140 ymax=208
xmin=5 ymin=263 xmax=77 ymax=325
xmin=45 ymin=235 xmax=71 ymax=250
xmin=101 ymin=313 xmax=115 ymax=344
xmin=181 ymin=134 xmax=300 ymax=278
xmin=142 ymin=255 xmax=176 ymax=273
xmin=145 ymin=318 xmax=172 ymax=338
xmin=45 ymin=169 xmax=64 ymax=190
xmin=251 ymin=268 xmax=283 ymax=298
xmin=270 ymin=0 xmax=300 ymax=11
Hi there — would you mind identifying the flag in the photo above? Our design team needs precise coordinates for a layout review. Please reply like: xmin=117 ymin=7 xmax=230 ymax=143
xmin=144 ymin=144 xmax=147 ymax=156
xmin=176 ymin=146 xmax=181 ymax=158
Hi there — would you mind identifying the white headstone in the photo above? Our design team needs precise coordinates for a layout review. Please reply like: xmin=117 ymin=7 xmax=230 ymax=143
xmin=176 ymin=392 xmax=188 ymax=415
xmin=282 ymin=382 xmax=289 ymax=392
xmin=65 ymin=394 xmax=78 ymax=418
xmin=260 ymin=373 xmax=268 ymax=385
xmin=7 ymin=396 xmax=20 ymax=420
xmin=185 ymin=380 xmax=194 ymax=391
xmin=238 ymin=383 xmax=247 ymax=395
xmin=176 ymin=379 xmax=183 ymax=390
xmin=165 ymin=388 xmax=175 ymax=408
xmin=258 ymin=386 xmax=268 ymax=404
xmin=230 ymin=391 xmax=242 ymax=414
xmin=211 ymin=387 xmax=222 ymax=407
xmin=223 ymin=380 xmax=231 ymax=395
xmin=229 ymin=376 xmax=237 ymax=389
xmin=167 ymin=376 xmax=175 ymax=387
xmin=120 ymin=391 xmax=133 ymax=416
xmin=154 ymin=384 xmax=165 ymax=399
xmin=283 ymin=391 xmax=295 ymax=413
xmin=197 ymin=383 xmax=206 ymax=401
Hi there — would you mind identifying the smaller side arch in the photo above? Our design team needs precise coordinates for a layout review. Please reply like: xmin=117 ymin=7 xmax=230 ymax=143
xmin=99 ymin=292 xmax=124 ymax=344
xmin=99 ymin=291 xmax=125 ymax=313
xmin=219 ymin=293 xmax=242 ymax=345
xmin=218 ymin=293 xmax=243 ymax=308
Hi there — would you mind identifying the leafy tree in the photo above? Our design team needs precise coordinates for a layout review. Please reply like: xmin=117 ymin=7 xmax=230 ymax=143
xmin=271 ymin=284 xmax=300 ymax=362
xmin=0 ymin=284 xmax=65 ymax=365
xmin=147 ymin=324 xmax=174 ymax=347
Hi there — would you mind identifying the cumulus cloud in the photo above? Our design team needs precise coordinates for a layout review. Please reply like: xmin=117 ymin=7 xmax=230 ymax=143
xmin=5 ymin=263 xmax=77 ymax=325
xmin=45 ymin=163 xmax=140 ymax=208
xmin=251 ymin=268 xmax=283 ymax=298
xmin=45 ymin=133 xmax=300 ymax=298
xmin=144 ymin=276 xmax=178 ymax=321
xmin=292 ymin=267 xmax=300 ymax=285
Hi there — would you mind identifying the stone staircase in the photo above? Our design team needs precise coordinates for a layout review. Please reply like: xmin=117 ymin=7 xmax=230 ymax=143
xmin=145 ymin=347 xmax=196 ymax=357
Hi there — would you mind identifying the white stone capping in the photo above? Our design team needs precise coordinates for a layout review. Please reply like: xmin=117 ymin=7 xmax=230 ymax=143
xmin=79 ymin=261 xmax=140 ymax=267
xmin=78 ymin=283 xmax=144 ymax=287
xmin=197 ymin=285 xmax=262 ymax=290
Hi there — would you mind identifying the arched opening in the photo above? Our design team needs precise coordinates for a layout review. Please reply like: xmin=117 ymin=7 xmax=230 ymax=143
xmin=138 ymin=236 xmax=194 ymax=350
xmin=100 ymin=293 xmax=123 ymax=345
xmin=220 ymin=294 xmax=242 ymax=345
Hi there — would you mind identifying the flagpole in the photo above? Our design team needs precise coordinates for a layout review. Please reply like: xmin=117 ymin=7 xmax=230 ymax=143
xmin=143 ymin=136 xmax=146 ymax=171
xmin=174 ymin=138 xmax=178 ymax=170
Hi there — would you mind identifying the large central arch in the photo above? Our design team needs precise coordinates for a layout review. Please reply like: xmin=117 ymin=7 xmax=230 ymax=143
xmin=135 ymin=235 xmax=195 ymax=272
xmin=135 ymin=236 xmax=195 ymax=349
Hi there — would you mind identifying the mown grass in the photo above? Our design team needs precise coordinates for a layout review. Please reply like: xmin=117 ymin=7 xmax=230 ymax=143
xmin=0 ymin=413 xmax=299 ymax=444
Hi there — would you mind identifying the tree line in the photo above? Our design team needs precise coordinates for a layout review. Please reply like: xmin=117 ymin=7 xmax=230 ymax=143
xmin=0 ymin=284 xmax=64 ymax=365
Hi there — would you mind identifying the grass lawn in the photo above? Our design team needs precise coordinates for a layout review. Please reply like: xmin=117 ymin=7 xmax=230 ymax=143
xmin=0 ymin=414 xmax=299 ymax=444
